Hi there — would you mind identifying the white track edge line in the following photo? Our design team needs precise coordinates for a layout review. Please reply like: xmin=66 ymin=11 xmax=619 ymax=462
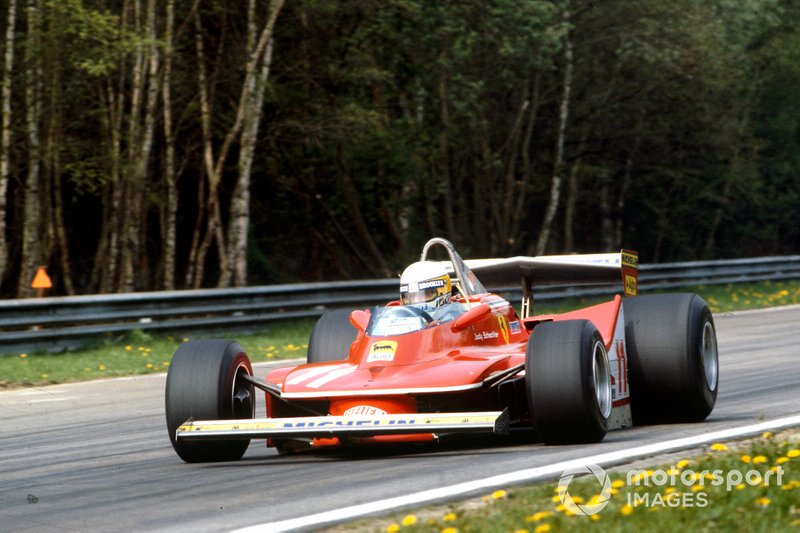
xmin=234 ymin=413 xmax=800 ymax=533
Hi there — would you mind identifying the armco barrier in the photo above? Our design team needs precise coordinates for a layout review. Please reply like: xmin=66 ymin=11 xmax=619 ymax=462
xmin=1 ymin=255 xmax=799 ymax=354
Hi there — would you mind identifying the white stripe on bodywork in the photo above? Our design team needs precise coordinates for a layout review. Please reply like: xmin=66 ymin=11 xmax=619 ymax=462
xmin=285 ymin=365 xmax=334 ymax=385
xmin=306 ymin=366 xmax=358 ymax=389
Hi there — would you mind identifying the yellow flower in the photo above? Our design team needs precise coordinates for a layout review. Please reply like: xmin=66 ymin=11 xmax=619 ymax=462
xmin=145 ymin=363 xmax=154 ymax=369
xmin=787 ymin=449 xmax=800 ymax=458
xmin=736 ymin=484 xmax=745 ymax=490
xmin=443 ymin=512 xmax=457 ymax=521
xmin=710 ymin=443 xmax=728 ymax=451
xmin=491 ymin=489 xmax=508 ymax=500
xmin=755 ymin=497 xmax=771 ymax=507
xmin=19 ymin=353 xmax=27 ymax=358
xmin=590 ymin=515 xmax=600 ymax=521
xmin=569 ymin=495 xmax=584 ymax=504
xmin=441 ymin=528 xmax=459 ymax=533
xmin=664 ymin=487 xmax=677 ymax=494
xmin=526 ymin=511 xmax=553 ymax=522
xmin=762 ymin=431 xmax=773 ymax=439
xmin=740 ymin=455 xmax=751 ymax=463
xmin=752 ymin=455 xmax=768 ymax=464
xmin=776 ymin=457 xmax=789 ymax=464
xmin=386 ymin=524 xmax=400 ymax=533
xmin=401 ymin=515 xmax=417 ymax=526
xmin=691 ymin=485 xmax=705 ymax=492
xmin=620 ymin=504 xmax=634 ymax=516
xmin=550 ymin=495 xmax=561 ymax=503
xmin=125 ymin=345 xmax=133 ymax=351
xmin=98 ymin=364 xmax=106 ymax=371
xmin=676 ymin=460 xmax=690 ymax=469
xmin=534 ymin=525 xmax=551 ymax=533
xmin=611 ymin=479 xmax=625 ymax=489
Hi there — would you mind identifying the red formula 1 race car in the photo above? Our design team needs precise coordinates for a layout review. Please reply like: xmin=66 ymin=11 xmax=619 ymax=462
xmin=165 ymin=238 xmax=719 ymax=462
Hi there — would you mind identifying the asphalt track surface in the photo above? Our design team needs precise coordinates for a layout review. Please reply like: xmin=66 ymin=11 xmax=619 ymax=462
xmin=1 ymin=305 xmax=799 ymax=532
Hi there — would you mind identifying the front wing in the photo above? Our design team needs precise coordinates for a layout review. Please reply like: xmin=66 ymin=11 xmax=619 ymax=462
xmin=176 ymin=411 xmax=508 ymax=441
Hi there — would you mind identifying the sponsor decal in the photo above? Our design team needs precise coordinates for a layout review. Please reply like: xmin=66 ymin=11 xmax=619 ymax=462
xmin=367 ymin=340 xmax=398 ymax=363
xmin=280 ymin=418 xmax=418 ymax=428
xmin=497 ymin=314 xmax=510 ymax=344
xmin=509 ymin=320 xmax=521 ymax=334
xmin=343 ymin=405 xmax=388 ymax=416
xmin=417 ymin=278 xmax=446 ymax=290
xmin=621 ymin=251 xmax=639 ymax=268
xmin=624 ymin=274 xmax=638 ymax=296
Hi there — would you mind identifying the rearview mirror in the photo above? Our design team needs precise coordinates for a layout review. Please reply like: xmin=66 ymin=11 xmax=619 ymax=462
xmin=451 ymin=303 xmax=491 ymax=332
xmin=350 ymin=309 xmax=370 ymax=332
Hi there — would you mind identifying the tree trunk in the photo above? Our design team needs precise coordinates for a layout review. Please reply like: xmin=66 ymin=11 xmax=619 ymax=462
xmin=223 ymin=0 xmax=284 ymax=287
xmin=535 ymin=7 xmax=572 ymax=256
xmin=158 ymin=0 xmax=177 ymax=290
xmin=0 ymin=0 xmax=17 ymax=290
xmin=18 ymin=0 xmax=44 ymax=297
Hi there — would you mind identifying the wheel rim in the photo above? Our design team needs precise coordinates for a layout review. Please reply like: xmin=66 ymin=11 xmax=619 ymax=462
xmin=700 ymin=321 xmax=719 ymax=392
xmin=231 ymin=363 xmax=255 ymax=419
xmin=592 ymin=340 xmax=612 ymax=419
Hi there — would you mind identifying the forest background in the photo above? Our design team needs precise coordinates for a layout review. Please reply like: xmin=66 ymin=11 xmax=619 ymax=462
xmin=0 ymin=0 xmax=798 ymax=297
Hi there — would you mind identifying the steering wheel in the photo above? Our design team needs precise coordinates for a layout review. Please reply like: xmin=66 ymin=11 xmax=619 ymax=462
xmin=392 ymin=305 xmax=434 ymax=323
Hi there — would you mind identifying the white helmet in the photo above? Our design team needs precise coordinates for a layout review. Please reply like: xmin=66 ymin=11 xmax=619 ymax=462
xmin=399 ymin=261 xmax=452 ymax=313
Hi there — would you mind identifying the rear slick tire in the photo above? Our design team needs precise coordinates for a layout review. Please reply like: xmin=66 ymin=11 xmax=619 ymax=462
xmin=624 ymin=293 xmax=719 ymax=424
xmin=165 ymin=340 xmax=254 ymax=463
xmin=306 ymin=309 xmax=358 ymax=363
xmin=526 ymin=320 xmax=611 ymax=444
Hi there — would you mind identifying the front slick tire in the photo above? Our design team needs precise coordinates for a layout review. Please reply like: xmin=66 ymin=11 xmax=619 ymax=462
xmin=624 ymin=293 xmax=719 ymax=424
xmin=165 ymin=340 xmax=254 ymax=463
xmin=527 ymin=320 xmax=611 ymax=444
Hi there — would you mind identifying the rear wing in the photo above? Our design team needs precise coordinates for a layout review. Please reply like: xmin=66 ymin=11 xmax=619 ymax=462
xmin=463 ymin=250 xmax=638 ymax=318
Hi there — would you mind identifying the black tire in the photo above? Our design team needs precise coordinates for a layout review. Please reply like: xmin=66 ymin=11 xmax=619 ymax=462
xmin=165 ymin=340 xmax=255 ymax=463
xmin=526 ymin=320 xmax=611 ymax=444
xmin=307 ymin=309 xmax=358 ymax=363
xmin=624 ymin=293 xmax=719 ymax=424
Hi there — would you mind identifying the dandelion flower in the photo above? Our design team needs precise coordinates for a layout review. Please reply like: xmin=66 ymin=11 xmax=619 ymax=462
xmin=620 ymin=504 xmax=634 ymax=516
xmin=740 ymin=455 xmax=751 ymax=463
xmin=762 ymin=431 xmax=773 ymax=439
xmin=755 ymin=497 xmax=771 ymax=507
xmin=125 ymin=346 xmax=133 ymax=351
xmin=676 ymin=460 xmax=690 ymax=469
xmin=386 ymin=524 xmax=400 ymax=533
xmin=401 ymin=514 xmax=417 ymax=526
xmin=611 ymin=479 xmax=625 ymax=489
xmin=491 ymin=489 xmax=508 ymax=500
xmin=443 ymin=512 xmax=457 ymax=522
xmin=787 ymin=449 xmax=800 ymax=458
xmin=534 ymin=525 xmax=551 ymax=533
xmin=441 ymin=528 xmax=459 ymax=533
xmin=526 ymin=511 xmax=552 ymax=522
xmin=19 ymin=353 xmax=27 ymax=358
xmin=776 ymin=457 xmax=789 ymax=464
xmin=752 ymin=455 xmax=767 ymax=464
xmin=710 ymin=443 xmax=728 ymax=451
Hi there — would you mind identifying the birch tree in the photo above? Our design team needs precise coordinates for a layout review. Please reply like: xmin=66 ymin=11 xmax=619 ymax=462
xmin=0 ymin=0 xmax=17 ymax=288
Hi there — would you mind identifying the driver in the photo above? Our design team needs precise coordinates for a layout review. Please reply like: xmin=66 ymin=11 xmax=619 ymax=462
xmin=399 ymin=261 xmax=463 ymax=322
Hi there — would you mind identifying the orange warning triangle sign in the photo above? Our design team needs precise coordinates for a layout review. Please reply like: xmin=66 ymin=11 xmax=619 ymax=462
xmin=31 ymin=267 xmax=53 ymax=289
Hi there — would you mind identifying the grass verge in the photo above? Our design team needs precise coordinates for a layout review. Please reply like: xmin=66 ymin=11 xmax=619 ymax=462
xmin=0 ymin=319 xmax=315 ymax=389
xmin=368 ymin=430 xmax=800 ymax=532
